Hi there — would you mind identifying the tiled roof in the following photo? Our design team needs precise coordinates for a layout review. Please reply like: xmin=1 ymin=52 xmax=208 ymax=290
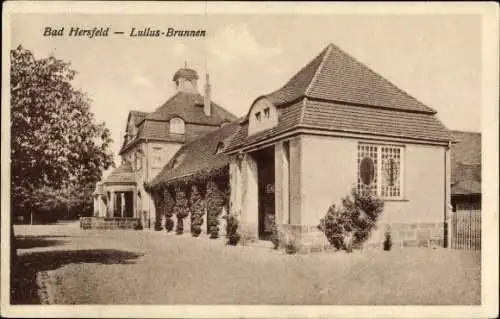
xmin=301 ymin=100 xmax=451 ymax=142
xmin=148 ymin=122 xmax=240 ymax=188
xmin=224 ymin=100 xmax=303 ymax=152
xmin=226 ymin=43 xmax=452 ymax=152
xmin=225 ymin=99 xmax=451 ymax=152
xmin=450 ymin=131 xmax=481 ymax=194
xmin=119 ymin=92 xmax=237 ymax=154
xmin=145 ymin=91 xmax=237 ymax=125
xmin=266 ymin=43 xmax=436 ymax=114
xmin=104 ymin=162 xmax=136 ymax=184
xmin=131 ymin=111 xmax=148 ymax=126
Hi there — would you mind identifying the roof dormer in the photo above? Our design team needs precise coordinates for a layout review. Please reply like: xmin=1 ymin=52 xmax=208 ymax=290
xmin=248 ymin=98 xmax=278 ymax=136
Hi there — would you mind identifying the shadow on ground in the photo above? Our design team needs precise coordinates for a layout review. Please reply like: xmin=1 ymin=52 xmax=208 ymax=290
xmin=10 ymin=249 xmax=143 ymax=304
xmin=15 ymin=236 xmax=72 ymax=249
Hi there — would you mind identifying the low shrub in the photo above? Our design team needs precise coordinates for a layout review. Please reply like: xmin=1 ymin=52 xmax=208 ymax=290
xmin=165 ymin=217 xmax=174 ymax=232
xmin=239 ymin=226 xmax=257 ymax=246
xmin=175 ymin=216 xmax=184 ymax=235
xmin=319 ymin=188 xmax=384 ymax=252
xmin=192 ymin=224 xmax=202 ymax=237
xmin=285 ymin=236 xmax=298 ymax=254
xmin=134 ymin=220 xmax=143 ymax=231
xmin=383 ymin=231 xmax=392 ymax=251
xmin=154 ymin=218 xmax=163 ymax=231
xmin=226 ymin=213 xmax=240 ymax=245
xmin=209 ymin=225 xmax=219 ymax=239
xmin=270 ymin=223 xmax=280 ymax=249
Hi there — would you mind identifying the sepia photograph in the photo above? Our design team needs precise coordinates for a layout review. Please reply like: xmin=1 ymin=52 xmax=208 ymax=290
xmin=1 ymin=1 xmax=498 ymax=318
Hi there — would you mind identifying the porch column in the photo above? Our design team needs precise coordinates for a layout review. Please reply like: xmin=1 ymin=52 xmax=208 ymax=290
xmin=275 ymin=142 xmax=290 ymax=225
xmin=121 ymin=193 xmax=125 ymax=217
xmin=109 ymin=192 xmax=115 ymax=218
xmin=93 ymin=196 xmax=98 ymax=217
xmin=98 ymin=195 xmax=106 ymax=217
xmin=240 ymin=153 xmax=258 ymax=237
xmin=288 ymin=137 xmax=302 ymax=225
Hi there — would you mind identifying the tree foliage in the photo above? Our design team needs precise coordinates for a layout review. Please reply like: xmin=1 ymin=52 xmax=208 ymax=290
xmin=10 ymin=45 xmax=114 ymax=221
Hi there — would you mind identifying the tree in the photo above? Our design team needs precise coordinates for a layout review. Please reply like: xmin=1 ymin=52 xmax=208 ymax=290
xmin=10 ymin=45 xmax=114 ymax=222
xmin=10 ymin=46 xmax=114 ymax=272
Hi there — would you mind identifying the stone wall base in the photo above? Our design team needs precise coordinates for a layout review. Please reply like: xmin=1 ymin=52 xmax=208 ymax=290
xmin=277 ymin=221 xmax=444 ymax=253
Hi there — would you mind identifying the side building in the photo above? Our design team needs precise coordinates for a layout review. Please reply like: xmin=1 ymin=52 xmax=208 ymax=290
xmin=92 ymin=68 xmax=236 ymax=228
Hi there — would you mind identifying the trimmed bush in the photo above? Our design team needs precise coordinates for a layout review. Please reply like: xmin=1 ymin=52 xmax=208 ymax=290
xmin=225 ymin=212 xmax=240 ymax=245
xmin=165 ymin=217 xmax=174 ymax=232
xmin=189 ymin=185 xmax=205 ymax=237
xmin=134 ymin=220 xmax=143 ymax=230
xmin=319 ymin=188 xmax=384 ymax=252
xmin=285 ymin=235 xmax=298 ymax=254
xmin=174 ymin=186 xmax=190 ymax=235
xmin=383 ymin=231 xmax=392 ymax=251
xmin=206 ymin=180 xmax=225 ymax=239
xmin=175 ymin=216 xmax=184 ymax=235
xmin=270 ymin=223 xmax=280 ymax=249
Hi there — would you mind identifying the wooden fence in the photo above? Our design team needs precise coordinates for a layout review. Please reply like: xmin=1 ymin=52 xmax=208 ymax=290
xmin=451 ymin=209 xmax=481 ymax=250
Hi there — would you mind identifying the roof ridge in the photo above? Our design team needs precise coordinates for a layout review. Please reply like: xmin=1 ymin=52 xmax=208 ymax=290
xmin=299 ymin=97 xmax=308 ymax=125
xmin=145 ymin=91 xmax=181 ymax=120
xmin=305 ymin=44 xmax=332 ymax=96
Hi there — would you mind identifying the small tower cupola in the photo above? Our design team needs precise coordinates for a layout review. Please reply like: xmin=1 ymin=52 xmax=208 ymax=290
xmin=172 ymin=63 xmax=199 ymax=93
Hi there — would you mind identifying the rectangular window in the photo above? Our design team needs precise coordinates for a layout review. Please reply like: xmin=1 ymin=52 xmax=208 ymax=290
xmin=152 ymin=147 xmax=163 ymax=168
xmin=264 ymin=108 xmax=270 ymax=119
xmin=357 ymin=143 xmax=404 ymax=199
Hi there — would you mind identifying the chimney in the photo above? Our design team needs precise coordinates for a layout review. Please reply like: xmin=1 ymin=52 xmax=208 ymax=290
xmin=204 ymin=73 xmax=211 ymax=116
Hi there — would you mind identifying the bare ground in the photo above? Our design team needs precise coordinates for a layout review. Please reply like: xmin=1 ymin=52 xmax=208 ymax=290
xmin=11 ymin=223 xmax=481 ymax=305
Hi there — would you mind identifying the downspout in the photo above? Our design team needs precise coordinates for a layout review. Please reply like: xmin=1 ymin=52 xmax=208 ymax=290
xmin=146 ymin=138 xmax=151 ymax=229
xmin=445 ymin=140 xmax=452 ymax=249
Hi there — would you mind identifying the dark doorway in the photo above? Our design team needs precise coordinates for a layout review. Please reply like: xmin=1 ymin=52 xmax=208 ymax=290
xmin=124 ymin=191 xmax=134 ymax=217
xmin=253 ymin=146 xmax=275 ymax=240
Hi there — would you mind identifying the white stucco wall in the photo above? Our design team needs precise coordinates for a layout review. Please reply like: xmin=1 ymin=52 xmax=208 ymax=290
xmin=299 ymin=135 xmax=447 ymax=228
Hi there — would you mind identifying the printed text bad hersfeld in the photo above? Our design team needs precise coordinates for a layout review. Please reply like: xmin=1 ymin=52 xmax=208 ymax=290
xmin=43 ymin=27 xmax=207 ymax=38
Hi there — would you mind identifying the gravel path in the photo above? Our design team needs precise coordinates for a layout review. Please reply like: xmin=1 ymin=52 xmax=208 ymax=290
xmin=12 ymin=223 xmax=481 ymax=305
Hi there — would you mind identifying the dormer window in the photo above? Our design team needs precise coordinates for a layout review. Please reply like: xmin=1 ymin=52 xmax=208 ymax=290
xmin=170 ymin=117 xmax=185 ymax=134
xmin=215 ymin=142 xmax=225 ymax=154
xmin=248 ymin=98 xmax=278 ymax=136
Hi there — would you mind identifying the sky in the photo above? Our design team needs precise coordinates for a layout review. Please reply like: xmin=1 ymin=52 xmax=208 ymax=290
xmin=10 ymin=12 xmax=482 ymax=172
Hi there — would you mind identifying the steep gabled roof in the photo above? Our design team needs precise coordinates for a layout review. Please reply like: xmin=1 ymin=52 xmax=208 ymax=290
xmin=119 ymin=92 xmax=237 ymax=155
xmin=450 ymin=131 xmax=481 ymax=194
xmin=145 ymin=91 xmax=237 ymax=125
xmin=226 ymin=43 xmax=452 ymax=152
xmin=266 ymin=43 xmax=436 ymax=114
xmin=148 ymin=121 xmax=239 ymax=189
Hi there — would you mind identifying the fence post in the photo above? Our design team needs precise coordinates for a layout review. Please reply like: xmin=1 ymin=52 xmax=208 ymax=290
xmin=447 ymin=204 xmax=453 ymax=249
